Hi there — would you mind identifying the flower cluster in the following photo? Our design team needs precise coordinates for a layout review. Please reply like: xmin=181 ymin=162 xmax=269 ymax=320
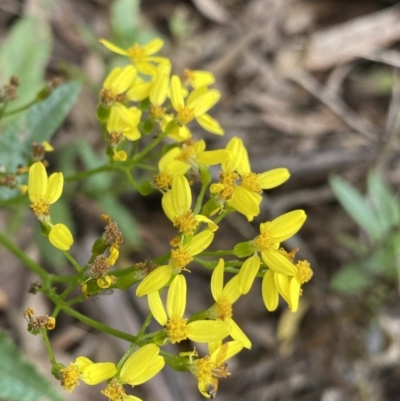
xmin=20 ymin=36 xmax=313 ymax=401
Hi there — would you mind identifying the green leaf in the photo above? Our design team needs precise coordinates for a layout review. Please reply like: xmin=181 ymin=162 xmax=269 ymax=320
xmin=0 ymin=17 xmax=51 ymax=121
xmin=329 ymin=175 xmax=383 ymax=241
xmin=0 ymin=81 xmax=81 ymax=201
xmin=330 ymin=263 xmax=373 ymax=293
xmin=0 ymin=331 xmax=65 ymax=401
xmin=367 ymin=170 xmax=400 ymax=232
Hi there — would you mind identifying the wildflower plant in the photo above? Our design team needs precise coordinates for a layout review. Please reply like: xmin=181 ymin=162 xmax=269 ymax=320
xmin=0 ymin=32 xmax=314 ymax=401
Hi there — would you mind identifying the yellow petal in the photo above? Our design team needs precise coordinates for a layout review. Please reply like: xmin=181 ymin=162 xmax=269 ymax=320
xmin=274 ymin=272 xmax=290 ymax=304
xmin=130 ymin=356 xmax=164 ymax=385
xmin=136 ymin=265 xmax=173 ymax=296
xmin=196 ymin=113 xmax=224 ymax=135
xmin=222 ymin=137 xmax=243 ymax=172
xmin=221 ymin=275 xmax=241 ymax=304
xmin=150 ymin=64 xmax=170 ymax=106
xmin=171 ymin=175 xmax=191 ymax=215
xmin=143 ymin=38 xmax=164 ymax=55
xmin=289 ymin=277 xmax=301 ymax=312
xmin=229 ymin=186 xmax=261 ymax=218
xmin=190 ymin=90 xmax=220 ymax=116
xmin=170 ymin=75 xmax=184 ymax=111
xmin=258 ymin=168 xmax=290 ymax=189
xmin=161 ymin=191 xmax=175 ymax=222
xmin=127 ymin=81 xmax=152 ymax=102
xmin=187 ymin=320 xmax=230 ymax=343
xmin=262 ymin=270 xmax=279 ymax=311
xmin=148 ymin=291 xmax=167 ymax=326
xmin=188 ymin=70 xmax=215 ymax=88
xmin=105 ymin=65 xmax=137 ymax=94
xmin=75 ymin=356 xmax=93 ymax=370
xmin=28 ymin=162 xmax=47 ymax=203
xmin=167 ymin=275 xmax=186 ymax=318
xmin=46 ymin=172 xmax=63 ymax=204
xmin=49 ymin=224 xmax=73 ymax=250
xmin=210 ymin=340 xmax=243 ymax=363
xmin=211 ymin=258 xmax=224 ymax=301
xmin=238 ymin=254 xmax=260 ymax=295
xmin=195 ymin=215 xmax=218 ymax=232
xmin=99 ymin=39 xmax=128 ymax=56
xmin=120 ymin=344 xmax=161 ymax=384
xmin=269 ymin=210 xmax=307 ymax=242
xmin=197 ymin=149 xmax=230 ymax=166
xmin=261 ymin=250 xmax=297 ymax=276
xmin=184 ymin=230 xmax=214 ymax=256
xmin=80 ymin=362 xmax=117 ymax=385
xmin=229 ymin=319 xmax=251 ymax=349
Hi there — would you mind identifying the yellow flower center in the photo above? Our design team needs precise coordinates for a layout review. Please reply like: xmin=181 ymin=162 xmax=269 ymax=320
xmin=296 ymin=260 xmax=313 ymax=284
xmin=253 ymin=230 xmax=276 ymax=252
xmin=60 ymin=363 xmax=80 ymax=392
xmin=176 ymin=144 xmax=196 ymax=163
xmin=213 ymin=172 xmax=239 ymax=201
xmin=170 ymin=248 xmax=193 ymax=269
xmin=127 ymin=44 xmax=147 ymax=63
xmin=177 ymin=106 xmax=195 ymax=124
xmin=101 ymin=378 xmax=126 ymax=401
xmin=99 ymin=88 xmax=117 ymax=105
xmin=173 ymin=210 xmax=198 ymax=234
xmin=154 ymin=172 xmax=173 ymax=190
xmin=30 ymin=199 xmax=50 ymax=217
xmin=150 ymin=105 xmax=165 ymax=119
xmin=241 ymin=172 xmax=261 ymax=193
xmin=166 ymin=315 xmax=188 ymax=343
xmin=208 ymin=296 xmax=232 ymax=321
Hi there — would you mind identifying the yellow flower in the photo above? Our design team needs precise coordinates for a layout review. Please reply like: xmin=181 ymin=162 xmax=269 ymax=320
xmin=99 ymin=38 xmax=169 ymax=75
xmin=172 ymin=139 xmax=232 ymax=174
xmin=106 ymin=103 xmax=142 ymax=141
xmin=170 ymin=75 xmax=224 ymax=135
xmin=102 ymin=344 xmax=164 ymax=401
xmin=183 ymin=69 xmax=215 ymax=89
xmin=162 ymin=175 xmax=218 ymax=234
xmin=127 ymin=63 xmax=171 ymax=109
xmin=100 ymin=65 xmax=137 ymax=105
xmin=153 ymin=147 xmax=190 ymax=191
xmin=136 ymin=229 xmax=215 ymax=296
xmin=148 ymin=275 xmax=230 ymax=344
xmin=189 ymin=341 xmax=243 ymax=399
xmin=207 ymin=259 xmax=251 ymax=349
xmin=28 ymin=162 xmax=73 ymax=250
xmin=60 ymin=357 xmax=117 ymax=392
xmin=210 ymin=137 xmax=290 ymax=221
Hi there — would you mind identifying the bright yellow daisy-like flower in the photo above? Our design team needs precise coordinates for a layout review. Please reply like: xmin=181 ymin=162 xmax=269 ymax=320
xmin=148 ymin=275 xmax=230 ymax=344
xmin=262 ymin=249 xmax=313 ymax=313
xmin=106 ymin=102 xmax=142 ymax=141
xmin=60 ymin=356 xmax=117 ymax=393
xmin=210 ymin=137 xmax=290 ymax=221
xmin=101 ymin=344 xmax=164 ymax=401
xmin=183 ymin=69 xmax=215 ymax=89
xmin=237 ymin=210 xmax=312 ymax=312
xmin=100 ymin=65 xmax=137 ymax=105
xmin=162 ymin=175 xmax=218 ymax=235
xmin=188 ymin=341 xmax=243 ymax=399
xmin=207 ymin=259 xmax=251 ymax=349
xmin=136 ymin=229 xmax=215 ymax=296
xmin=99 ymin=38 xmax=169 ymax=75
xmin=171 ymin=139 xmax=232 ymax=175
xmin=28 ymin=162 xmax=73 ymax=250
xmin=170 ymin=75 xmax=224 ymax=135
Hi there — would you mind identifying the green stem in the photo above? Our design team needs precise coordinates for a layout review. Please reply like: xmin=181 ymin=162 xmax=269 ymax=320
xmin=0 ymin=233 xmax=48 ymax=280
xmin=42 ymin=330 xmax=56 ymax=366
xmin=65 ymin=165 xmax=111 ymax=182
xmin=61 ymin=304 xmax=137 ymax=343
xmin=200 ymin=250 xmax=236 ymax=257
xmin=62 ymin=251 xmax=82 ymax=272
xmin=213 ymin=208 xmax=232 ymax=224
xmin=194 ymin=181 xmax=208 ymax=215
xmin=4 ymin=98 xmax=37 ymax=116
